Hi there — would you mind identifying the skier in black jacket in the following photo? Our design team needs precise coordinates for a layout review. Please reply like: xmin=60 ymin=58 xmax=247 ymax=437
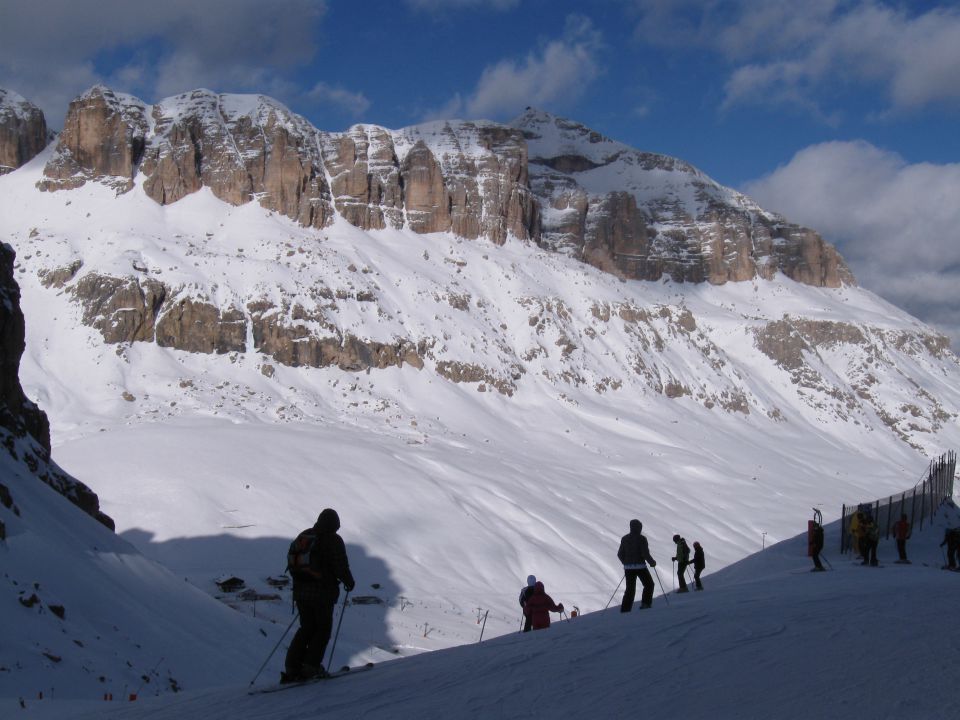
xmin=283 ymin=508 xmax=355 ymax=683
xmin=692 ymin=541 xmax=705 ymax=590
xmin=617 ymin=519 xmax=657 ymax=611
xmin=672 ymin=534 xmax=691 ymax=592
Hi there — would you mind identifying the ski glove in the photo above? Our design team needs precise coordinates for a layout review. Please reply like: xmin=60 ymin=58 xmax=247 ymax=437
xmin=344 ymin=581 xmax=355 ymax=592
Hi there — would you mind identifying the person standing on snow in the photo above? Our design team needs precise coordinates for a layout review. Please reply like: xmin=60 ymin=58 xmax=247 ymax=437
xmin=861 ymin=514 xmax=879 ymax=567
xmin=617 ymin=519 xmax=657 ymax=611
xmin=810 ymin=521 xmax=825 ymax=571
xmin=283 ymin=508 xmax=355 ymax=683
xmin=692 ymin=541 xmax=706 ymax=590
xmin=519 ymin=575 xmax=538 ymax=632
xmin=672 ymin=534 xmax=692 ymax=592
xmin=523 ymin=581 xmax=564 ymax=630
xmin=892 ymin=514 xmax=911 ymax=563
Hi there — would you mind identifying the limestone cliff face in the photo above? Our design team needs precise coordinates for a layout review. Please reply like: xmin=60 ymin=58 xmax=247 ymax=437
xmin=36 ymin=87 xmax=851 ymax=289
xmin=512 ymin=109 xmax=853 ymax=287
xmin=0 ymin=243 xmax=114 ymax=530
xmin=0 ymin=89 xmax=49 ymax=175
xmin=320 ymin=125 xmax=404 ymax=230
xmin=39 ymin=86 xmax=147 ymax=192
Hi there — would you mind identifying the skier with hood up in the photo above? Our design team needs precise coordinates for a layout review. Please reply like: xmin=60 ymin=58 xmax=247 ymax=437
xmin=283 ymin=508 xmax=355 ymax=683
xmin=617 ymin=519 xmax=657 ymax=611
xmin=519 ymin=575 xmax=538 ymax=632
xmin=522 ymin=581 xmax=564 ymax=630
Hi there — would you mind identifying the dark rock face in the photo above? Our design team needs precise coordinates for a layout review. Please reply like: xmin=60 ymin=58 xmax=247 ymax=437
xmin=0 ymin=89 xmax=49 ymax=175
xmin=0 ymin=243 xmax=113 ymax=531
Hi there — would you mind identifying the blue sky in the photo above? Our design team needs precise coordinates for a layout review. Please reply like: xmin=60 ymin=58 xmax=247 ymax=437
xmin=2 ymin=0 xmax=959 ymax=341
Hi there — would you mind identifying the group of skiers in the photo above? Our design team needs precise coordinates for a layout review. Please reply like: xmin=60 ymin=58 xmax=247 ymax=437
xmin=281 ymin=511 xmax=710 ymax=682
xmin=517 ymin=519 xmax=707 ymax=629
xmin=844 ymin=511 xmax=916 ymax=568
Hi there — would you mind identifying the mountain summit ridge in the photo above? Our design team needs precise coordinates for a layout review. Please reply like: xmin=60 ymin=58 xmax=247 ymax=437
xmin=2 ymin=85 xmax=849 ymax=288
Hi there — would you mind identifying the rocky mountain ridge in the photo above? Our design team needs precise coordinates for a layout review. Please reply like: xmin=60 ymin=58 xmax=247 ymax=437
xmin=1 ymin=85 xmax=955 ymax=455
xmin=22 ymin=85 xmax=847 ymax=287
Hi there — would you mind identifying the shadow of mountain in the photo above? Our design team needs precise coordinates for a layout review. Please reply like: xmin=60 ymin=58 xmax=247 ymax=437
xmin=121 ymin=529 xmax=400 ymax=667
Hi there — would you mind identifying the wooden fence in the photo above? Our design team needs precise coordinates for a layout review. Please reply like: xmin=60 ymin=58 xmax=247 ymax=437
xmin=840 ymin=451 xmax=956 ymax=553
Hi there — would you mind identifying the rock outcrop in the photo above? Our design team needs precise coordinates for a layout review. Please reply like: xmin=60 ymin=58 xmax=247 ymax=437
xmin=0 ymin=243 xmax=113 ymax=530
xmin=0 ymin=88 xmax=49 ymax=175
xmin=512 ymin=109 xmax=853 ymax=287
xmin=39 ymin=86 xmax=147 ymax=192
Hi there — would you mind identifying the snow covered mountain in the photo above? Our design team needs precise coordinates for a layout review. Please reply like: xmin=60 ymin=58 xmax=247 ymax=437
xmin=0 ymin=85 xmax=958 ymax=709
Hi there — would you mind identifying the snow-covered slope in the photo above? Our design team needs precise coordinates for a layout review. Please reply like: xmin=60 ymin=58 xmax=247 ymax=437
xmin=0 ymin=107 xmax=958 ymax=709
xmin=0 ymin=426 xmax=276 ymax=708
xmin=42 ymin=501 xmax=960 ymax=720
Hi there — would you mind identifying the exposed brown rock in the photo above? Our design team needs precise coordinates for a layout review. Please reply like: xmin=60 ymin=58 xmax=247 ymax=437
xmin=0 ymin=89 xmax=49 ymax=175
xmin=321 ymin=125 xmax=404 ymax=230
xmin=401 ymin=140 xmax=451 ymax=234
xmin=39 ymin=86 xmax=147 ymax=192
xmin=156 ymin=298 xmax=246 ymax=354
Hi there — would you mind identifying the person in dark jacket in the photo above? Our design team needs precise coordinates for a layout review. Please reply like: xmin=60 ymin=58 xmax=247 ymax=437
xmin=861 ymin=514 xmax=879 ymax=566
xmin=283 ymin=508 xmax=355 ymax=683
xmin=519 ymin=574 xmax=537 ymax=632
xmin=523 ymin=581 xmax=563 ymax=630
xmin=672 ymin=534 xmax=691 ymax=592
xmin=617 ymin=519 xmax=656 ymax=612
xmin=692 ymin=541 xmax=705 ymax=590
xmin=810 ymin=522 xmax=825 ymax=571
xmin=940 ymin=528 xmax=960 ymax=569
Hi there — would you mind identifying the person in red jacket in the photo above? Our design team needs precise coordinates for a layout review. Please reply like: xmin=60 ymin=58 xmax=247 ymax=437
xmin=892 ymin=514 xmax=911 ymax=563
xmin=522 ymin=581 xmax=564 ymax=630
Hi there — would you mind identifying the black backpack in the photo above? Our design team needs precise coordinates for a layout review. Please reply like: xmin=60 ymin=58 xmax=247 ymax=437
xmin=287 ymin=528 xmax=321 ymax=580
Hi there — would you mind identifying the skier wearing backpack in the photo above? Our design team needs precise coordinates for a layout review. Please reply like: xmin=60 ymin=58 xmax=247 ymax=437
xmin=519 ymin=575 xmax=537 ymax=632
xmin=672 ymin=534 xmax=691 ymax=592
xmin=282 ymin=508 xmax=355 ymax=683
xmin=522 ymin=581 xmax=564 ymax=630
xmin=617 ymin=519 xmax=657 ymax=611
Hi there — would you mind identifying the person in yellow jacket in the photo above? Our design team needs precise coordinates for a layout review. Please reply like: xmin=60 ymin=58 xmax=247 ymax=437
xmin=850 ymin=511 xmax=865 ymax=559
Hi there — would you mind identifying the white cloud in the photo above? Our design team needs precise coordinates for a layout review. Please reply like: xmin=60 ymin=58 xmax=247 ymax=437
xmin=306 ymin=82 xmax=371 ymax=117
xmin=433 ymin=15 xmax=602 ymax=121
xmin=743 ymin=141 xmax=960 ymax=345
xmin=0 ymin=0 xmax=327 ymax=127
xmin=632 ymin=1 xmax=960 ymax=117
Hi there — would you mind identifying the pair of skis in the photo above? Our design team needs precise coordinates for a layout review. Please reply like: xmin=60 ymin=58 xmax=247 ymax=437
xmin=250 ymin=662 xmax=375 ymax=695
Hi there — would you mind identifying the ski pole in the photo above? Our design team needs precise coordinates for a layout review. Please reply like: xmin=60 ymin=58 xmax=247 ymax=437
xmin=249 ymin=612 xmax=299 ymax=687
xmin=518 ymin=615 xmax=524 ymax=633
xmin=326 ymin=592 xmax=350 ymax=673
xmin=652 ymin=567 xmax=670 ymax=606
xmin=604 ymin=575 xmax=625 ymax=610
xmin=821 ymin=554 xmax=833 ymax=570
xmin=478 ymin=610 xmax=489 ymax=643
